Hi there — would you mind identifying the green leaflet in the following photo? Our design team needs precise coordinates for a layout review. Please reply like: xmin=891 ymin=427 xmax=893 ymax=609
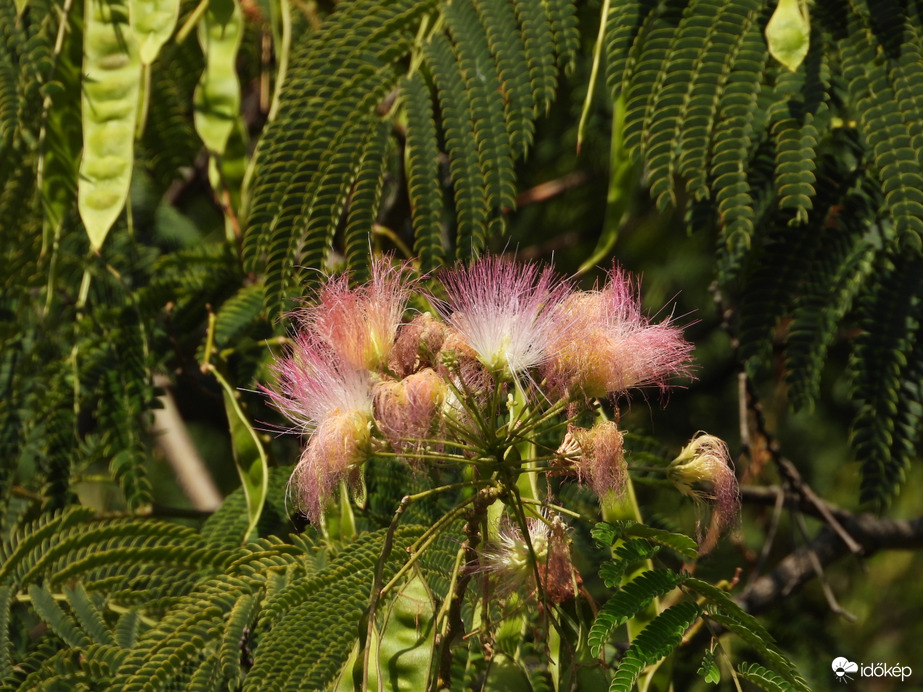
xmin=698 ymin=649 xmax=720 ymax=683
xmin=591 ymin=520 xmax=698 ymax=560
xmin=214 ymin=367 xmax=269 ymax=544
xmin=337 ymin=572 xmax=436 ymax=691
xmin=130 ymin=0 xmax=180 ymax=64
xmin=765 ymin=0 xmax=810 ymax=72
xmin=376 ymin=573 xmax=435 ymax=691
xmin=194 ymin=0 xmax=243 ymax=155
xmin=78 ymin=0 xmax=142 ymax=251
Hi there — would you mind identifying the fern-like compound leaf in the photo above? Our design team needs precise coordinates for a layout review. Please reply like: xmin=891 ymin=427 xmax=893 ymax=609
xmin=28 ymin=583 xmax=91 ymax=649
xmin=344 ymin=121 xmax=392 ymax=284
xmin=246 ymin=526 xmax=425 ymax=691
xmin=591 ymin=520 xmax=698 ymax=560
xmin=63 ymin=583 xmax=115 ymax=646
xmin=737 ymin=662 xmax=802 ymax=692
xmin=608 ymin=600 xmax=701 ymax=692
xmin=402 ymin=70 xmax=446 ymax=273
xmin=425 ymin=33 xmax=490 ymax=260
xmin=851 ymin=255 xmax=923 ymax=507
xmin=588 ymin=569 xmax=686 ymax=656
xmin=706 ymin=611 xmax=809 ymax=691
xmin=598 ymin=539 xmax=661 ymax=588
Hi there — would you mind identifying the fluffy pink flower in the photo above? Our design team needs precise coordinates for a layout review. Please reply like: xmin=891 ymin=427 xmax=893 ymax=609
xmin=557 ymin=421 xmax=627 ymax=499
xmin=298 ymin=257 xmax=413 ymax=372
xmin=543 ymin=265 xmax=693 ymax=398
xmin=434 ymin=257 xmax=571 ymax=383
xmin=263 ymin=333 xmax=373 ymax=523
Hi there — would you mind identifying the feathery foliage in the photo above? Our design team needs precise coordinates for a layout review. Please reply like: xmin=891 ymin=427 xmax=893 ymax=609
xmin=5 ymin=0 xmax=923 ymax=688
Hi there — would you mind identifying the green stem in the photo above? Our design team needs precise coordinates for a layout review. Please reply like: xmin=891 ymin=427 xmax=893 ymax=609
xmin=380 ymin=498 xmax=478 ymax=597
xmin=518 ymin=496 xmax=584 ymax=520
xmin=576 ymin=0 xmax=610 ymax=152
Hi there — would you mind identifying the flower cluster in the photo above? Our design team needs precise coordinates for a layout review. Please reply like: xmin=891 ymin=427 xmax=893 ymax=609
xmin=262 ymin=259 xmax=415 ymax=523
xmin=263 ymin=256 xmax=733 ymax=557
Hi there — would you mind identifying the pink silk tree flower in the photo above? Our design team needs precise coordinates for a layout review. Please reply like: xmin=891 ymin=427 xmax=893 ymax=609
xmin=434 ymin=257 xmax=571 ymax=385
xmin=297 ymin=258 xmax=413 ymax=372
xmin=557 ymin=421 xmax=628 ymax=500
xmin=667 ymin=433 xmax=740 ymax=539
xmin=543 ymin=265 xmax=693 ymax=399
xmin=263 ymin=333 xmax=374 ymax=523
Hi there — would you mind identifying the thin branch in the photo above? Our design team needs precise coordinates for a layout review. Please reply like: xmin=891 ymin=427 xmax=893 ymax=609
xmin=741 ymin=374 xmax=863 ymax=555
xmin=791 ymin=508 xmax=856 ymax=621
xmin=151 ymin=375 xmax=223 ymax=512
xmin=739 ymin=486 xmax=923 ymax=614
xmin=433 ymin=485 xmax=497 ymax=690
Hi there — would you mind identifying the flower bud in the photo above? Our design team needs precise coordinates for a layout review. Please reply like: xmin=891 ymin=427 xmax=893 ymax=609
xmin=374 ymin=368 xmax=448 ymax=453
xmin=668 ymin=433 xmax=740 ymax=535
xmin=389 ymin=313 xmax=448 ymax=378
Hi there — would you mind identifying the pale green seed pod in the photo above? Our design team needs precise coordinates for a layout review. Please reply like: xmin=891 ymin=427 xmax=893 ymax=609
xmin=130 ymin=0 xmax=180 ymax=65
xmin=194 ymin=0 xmax=243 ymax=155
xmin=765 ymin=0 xmax=810 ymax=72
xmin=78 ymin=0 xmax=142 ymax=251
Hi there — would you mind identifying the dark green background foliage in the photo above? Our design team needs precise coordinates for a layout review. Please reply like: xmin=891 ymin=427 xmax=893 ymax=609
xmin=3 ymin=0 xmax=923 ymax=689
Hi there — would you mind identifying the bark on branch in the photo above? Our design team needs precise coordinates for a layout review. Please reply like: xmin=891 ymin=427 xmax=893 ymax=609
xmin=739 ymin=486 xmax=923 ymax=613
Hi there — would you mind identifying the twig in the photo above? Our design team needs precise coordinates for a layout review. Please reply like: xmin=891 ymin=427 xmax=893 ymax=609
xmin=747 ymin=486 xmax=786 ymax=588
xmin=363 ymin=495 xmax=411 ymax=692
xmin=513 ymin=171 xmax=587 ymax=208
xmin=151 ymin=375 xmax=222 ymax=511
xmin=739 ymin=487 xmax=923 ymax=613
xmin=434 ymin=486 xmax=497 ymax=690
xmin=791 ymin=509 xmax=856 ymax=620
xmin=363 ymin=482 xmax=486 ymax=691
xmin=741 ymin=375 xmax=862 ymax=555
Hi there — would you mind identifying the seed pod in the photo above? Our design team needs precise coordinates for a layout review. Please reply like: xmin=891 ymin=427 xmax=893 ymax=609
xmin=765 ymin=0 xmax=810 ymax=72
xmin=130 ymin=0 xmax=180 ymax=65
xmin=194 ymin=0 xmax=243 ymax=155
xmin=78 ymin=0 xmax=142 ymax=251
